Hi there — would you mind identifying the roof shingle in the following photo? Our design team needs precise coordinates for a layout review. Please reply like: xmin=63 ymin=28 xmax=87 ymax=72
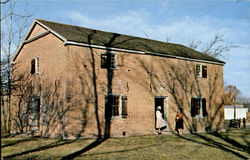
xmin=36 ymin=19 xmax=225 ymax=64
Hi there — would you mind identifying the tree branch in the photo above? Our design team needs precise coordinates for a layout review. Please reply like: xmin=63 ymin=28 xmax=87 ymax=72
xmin=0 ymin=0 xmax=10 ymax=4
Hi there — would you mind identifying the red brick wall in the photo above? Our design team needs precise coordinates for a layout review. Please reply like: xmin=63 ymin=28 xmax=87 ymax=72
xmin=65 ymin=44 xmax=224 ymax=137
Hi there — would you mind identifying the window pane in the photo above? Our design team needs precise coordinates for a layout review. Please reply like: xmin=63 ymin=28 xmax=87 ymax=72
xmin=101 ymin=54 xmax=107 ymax=68
xmin=196 ymin=106 xmax=200 ymax=115
xmin=202 ymin=98 xmax=207 ymax=116
xmin=196 ymin=64 xmax=201 ymax=77
xmin=111 ymin=95 xmax=120 ymax=116
xmin=112 ymin=105 xmax=119 ymax=116
xmin=202 ymin=65 xmax=207 ymax=78
xmin=110 ymin=54 xmax=117 ymax=69
xmin=196 ymin=99 xmax=201 ymax=115
xmin=33 ymin=98 xmax=40 ymax=120
xmin=31 ymin=59 xmax=35 ymax=74
xmin=113 ymin=96 xmax=119 ymax=105
xmin=191 ymin=98 xmax=202 ymax=116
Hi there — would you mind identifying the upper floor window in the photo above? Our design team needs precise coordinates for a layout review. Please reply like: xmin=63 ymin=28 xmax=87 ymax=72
xmin=101 ymin=54 xmax=107 ymax=68
xmin=196 ymin=64 xmax=207 ymax=78
xmin=101 ymin=53 xmax=117 ymax=69
xmin=31 ymin=59 xmax=35 ymax=74
xmin=31 ymin=56 xmax=40 ymax=74
xmin=191 ymin=97 xmax=207 ymax=117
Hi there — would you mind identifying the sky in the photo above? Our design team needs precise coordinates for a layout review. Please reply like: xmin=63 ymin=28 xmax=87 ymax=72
xmin=2 ymin=0 xmax=250 ymax=97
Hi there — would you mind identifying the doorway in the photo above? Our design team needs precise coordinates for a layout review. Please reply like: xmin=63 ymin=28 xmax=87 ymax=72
xmin=155 ymin=96 xmax=168 ymax=129
xmin=32 ymin=97 xmax=40 ymax=130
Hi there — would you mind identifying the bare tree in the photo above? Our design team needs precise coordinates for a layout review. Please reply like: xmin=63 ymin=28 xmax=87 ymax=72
xmin=189 ymin=33 xmax=236 ymax=59
xmin=0 ymin=0 xmax=10 ymax=5
xmin=188 ymin=40 xmax=201 ymax=50
xmin=224 ymin=85 xmax=242 ymax=105
xmin=237 ymin=96 xmax=250 ymax=105
xmin=1 ymin=0 xmax=31 ymax=133
xmin=224 ymin=85 xmax=241 ymax=102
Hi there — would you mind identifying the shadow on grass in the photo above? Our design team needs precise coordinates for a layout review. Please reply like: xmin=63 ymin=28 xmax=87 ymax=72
xmin=61 ymin=138 xmax=105 ymax=160
xmin=1 ymin=133 xmax=12 ymax=138
xmin=3 ymin=139 xmax=77 ymax=159
xmin=176 ymin=132 xmax=249 ymax=159
xmin=1 ymin=136 xmax=39 ymax=148
xmin=78 ymin=143 xmax=158 ymax=158
xmin=61 ymin=137 xmax=159 ymax=159
xmin=212 ymin=132 xmax=249 ymax=153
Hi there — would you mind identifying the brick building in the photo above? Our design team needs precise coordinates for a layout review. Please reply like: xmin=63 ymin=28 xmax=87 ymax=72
xmin=11 ymin=19 xmax=225 ymax=138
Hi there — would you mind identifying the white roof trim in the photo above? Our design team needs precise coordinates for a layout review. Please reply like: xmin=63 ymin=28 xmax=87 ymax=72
xmin=64 ymin=41 xmax=225 ymax=66
xmin=24 ymin=30 xmax=50 ymax=44
xmin=23 ymin=21 xmax=37 ymax=41
xmin=12 ymin=43 xmax=24 ymax=62
xmin=35 ymin=19 xmax=67 ymax=42
xmin=145 ymin=52 xmax=225 ymax=65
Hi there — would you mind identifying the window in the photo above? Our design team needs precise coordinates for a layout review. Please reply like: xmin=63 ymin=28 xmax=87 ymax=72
xmin=195 ymin=64 xmax=201 ymax=77
xmin=32 ymin=97 xmax=40 ymax=128
xmin=105 ymin=94 xmax=128 ymax=118
xmin=101 ymin=54 xmax=107 ymax=68
xmin=31 ymin=57 xmax=40 ymax=74
xmin=111 ymin=95 xmax=120 ymax=116
xmin=191 ymin=97 xmax=207 ymax=117
xmin=195 ymin=64 xmax=207 ymax=78
xmin=101 ymin=53 xmax=117 ymax=69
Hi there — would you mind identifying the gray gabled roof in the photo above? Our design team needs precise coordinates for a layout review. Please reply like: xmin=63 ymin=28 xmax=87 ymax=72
xmin=15 ymin=19 xmax=225 ymax=64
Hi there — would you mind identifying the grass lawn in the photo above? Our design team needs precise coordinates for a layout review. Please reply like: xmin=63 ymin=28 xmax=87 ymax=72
xmin=1 ymin=129 xmax=249 ymax=160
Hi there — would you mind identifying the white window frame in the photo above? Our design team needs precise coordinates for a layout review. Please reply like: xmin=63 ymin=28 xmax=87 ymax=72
xmin=101 ymin=53 xmax=107 ymax=68
xmin=35 ymin=56 xmax=40 ymax=74
xmin=109 ymin=93 xmax=122 ymax=119
xmin=196 ymin=64 xmax=202 ymax=77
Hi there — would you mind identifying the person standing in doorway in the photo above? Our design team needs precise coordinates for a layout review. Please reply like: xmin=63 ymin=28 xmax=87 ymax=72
xmin=175 ymin=110 xmax=184 ymax=135
xmin=156 ymin=106 xmax=167 ymax=134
